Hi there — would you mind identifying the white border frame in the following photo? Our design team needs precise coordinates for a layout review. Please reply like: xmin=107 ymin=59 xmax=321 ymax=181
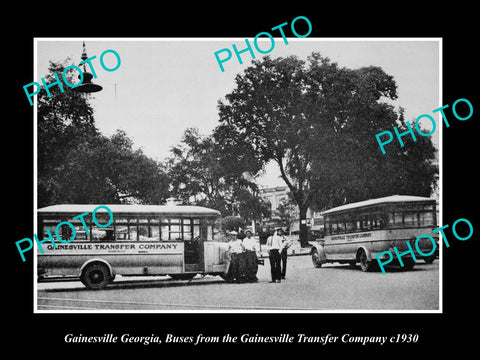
xmin=33 ymin=37 xmax=443 ymax=314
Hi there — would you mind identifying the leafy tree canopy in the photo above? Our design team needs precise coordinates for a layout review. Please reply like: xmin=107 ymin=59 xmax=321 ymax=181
xmin=217 ymin=53 xmax=438 ymax=243
xmin=38 ymin=60 xmax=170 ymax=207
xmin=167 ymin=127 xmax=270 ymax=220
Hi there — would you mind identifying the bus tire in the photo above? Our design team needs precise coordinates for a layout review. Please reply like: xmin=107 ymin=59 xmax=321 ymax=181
xmin=80 ymin=262 xmax=112 ymax=290
xmin=169 ymin=273 xmax=196 ymax=281
xmin=358 ymin=248 xmax=373 ymax=272
xmin=311 ymin=248 xmax=322 ymax=268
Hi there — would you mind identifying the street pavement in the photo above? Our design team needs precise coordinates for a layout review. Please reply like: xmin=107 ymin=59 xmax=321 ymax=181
xmin=37 ymin=254 xmax=439 ymax=312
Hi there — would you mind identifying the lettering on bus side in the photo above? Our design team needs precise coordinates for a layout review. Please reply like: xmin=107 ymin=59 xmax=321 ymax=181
xmin=42 ymin=242 xmax=181 ymax=254
xmin=346 ymin=233 xmax=372 ymax=240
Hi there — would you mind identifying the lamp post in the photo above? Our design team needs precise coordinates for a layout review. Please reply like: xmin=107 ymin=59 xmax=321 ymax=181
xmin=72 ymin=41 xmax=103 ymax=93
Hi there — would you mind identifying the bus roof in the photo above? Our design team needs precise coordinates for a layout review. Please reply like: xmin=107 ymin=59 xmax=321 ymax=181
xmin=37 ymin=204 xmax=221 ymax=217
xmin=321 ymin=195 xmax=436 ymax=215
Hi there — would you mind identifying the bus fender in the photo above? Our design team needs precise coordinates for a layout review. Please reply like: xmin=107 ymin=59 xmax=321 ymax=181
xmin=79 ymin=258 xmax=114 ymax=278
xmin=311 ymin=242 xmax=327 ymax=263
xmin=356 ymin=246 xmax=373 ymax=261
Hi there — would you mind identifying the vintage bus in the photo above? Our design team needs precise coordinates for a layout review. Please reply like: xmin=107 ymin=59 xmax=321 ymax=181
xmin=37 ymin=203 xmax=230 ymax=289
xmin=311 ymin=195 xmax=438 ymax=272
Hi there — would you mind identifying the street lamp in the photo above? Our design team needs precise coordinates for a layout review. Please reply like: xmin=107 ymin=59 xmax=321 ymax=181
xmin=72 ymin=41 xmax=103 ymax=93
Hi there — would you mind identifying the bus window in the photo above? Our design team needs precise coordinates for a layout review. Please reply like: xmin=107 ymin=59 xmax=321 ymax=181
xmin=161 ymin=224 xmax=169 ymax=240
xmin=193 ymin=222 xmax=200 ymax=239
xmin=41 ymin=221 xmax=58 ymax=240
xmin=115 ymin=225 xmax=130 ymax=240
xmin=362 ymin=217 xmax=371 ymax=230
xmin=113 ymin=218 xmax=134 ymax=241
xmin=372 ymin=214 xmax=386 ymax=229
xmin=388 ymin=212 xmax=395 ymax=226
xmin=346 ymin=219 xmax=356 ymax=233
xmin=56 ymin=222 xmax=75 ymax=242
xmin=390 ymin=212 xmax=403 ymax=227
xmin=72 ymin=223 xmax=89 ymax=240
xmin=149 ymin=223 xmax=160 ymax=240
xmin=403 ymin=212 xmax=418 ymax=227
xmin=170 ymin=221 xmax=182 ymax=240
xmin=331 ymin=222 xmax=338 ymax=234
xmin=356 ymin=220 xmax=362 ymax=231
xmin=183 ymin=224 xmax=192 ymax=240
xmin=60 ymin=217 xmax=90 ymax=241
xmin=92 ymin=227 xmax=112 ymax=241
xmin=337 ymin=221 xmax=345 ymax=234
xmin=137 ymin=218 xmax=160 ymax=241
xmin=160 ymin=219 xmax=184 ymax=241
xmin=138 ymin=225 xmax=150 ymax=240
xmin=419 ymin=211 xmax=435 ymax=226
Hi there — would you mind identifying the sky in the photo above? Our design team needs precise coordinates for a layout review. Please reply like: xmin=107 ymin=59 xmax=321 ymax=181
xmin=36 ymin=38 xmax=441 ymax=188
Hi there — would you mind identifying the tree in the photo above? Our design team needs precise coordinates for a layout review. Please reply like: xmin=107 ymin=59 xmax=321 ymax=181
xmin=167 ymin=127 xmax=269 ymax=221
xmin=217 ymin=53 xmax=437 ymax=246
xmin=275 ymin=196 xmax=297 ymax=232
xmin=222 ymin=216 xmax=246 ymax=232
xmin=37 ymin=60 xmax=170 ymax=206
xmin=53 ymin=130 xmax=170 ymax=204
xmin=37 ymin=59 xmax=99 ymax=206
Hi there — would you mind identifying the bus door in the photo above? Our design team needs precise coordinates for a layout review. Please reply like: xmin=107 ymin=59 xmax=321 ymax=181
xmin=183 ymin=219 xmax=204 ymax=272
xmin=184 ymin=238 xmax=204 ymax=271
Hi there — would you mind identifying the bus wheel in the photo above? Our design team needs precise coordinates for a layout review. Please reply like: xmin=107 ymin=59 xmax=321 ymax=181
xmin=311 ymin=249 xmax=322 ymax=268
xmin=80 ymin=263 xmax=112 ymax=290
xmin=358 ymin=249 xmax=373 ymax=272
xmin=169 ymin=273 xmax=197 ymax=281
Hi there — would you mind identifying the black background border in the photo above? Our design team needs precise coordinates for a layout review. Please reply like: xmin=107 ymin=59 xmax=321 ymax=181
xmin=6 ymin=5 xmax=478 ymax=356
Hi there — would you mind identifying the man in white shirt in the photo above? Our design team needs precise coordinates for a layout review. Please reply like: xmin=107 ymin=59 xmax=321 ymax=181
xmin=227 ymin=231 xmax=245 ymax=283
xmin=267 ymin=229 xmax=283 ymax=283
xmin=277 ymin=229 xmax=291 ymax=279
xmin=242 ymin=230 xmax=260 ymax=282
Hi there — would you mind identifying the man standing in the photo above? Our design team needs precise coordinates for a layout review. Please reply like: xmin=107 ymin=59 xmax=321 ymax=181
xmin=278 ymin=229 xmax=291 ymax=280
xmin=266 ymin=229 xmax=282 ymax=283
xmin=227 ymin=231 xmax=245 ymax=283
xmin=242 ymin=230 xmax=260 ymax=282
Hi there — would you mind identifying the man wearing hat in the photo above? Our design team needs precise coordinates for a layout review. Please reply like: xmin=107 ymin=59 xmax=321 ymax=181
xmin=242 ymin=230 xmax=260 ymax=282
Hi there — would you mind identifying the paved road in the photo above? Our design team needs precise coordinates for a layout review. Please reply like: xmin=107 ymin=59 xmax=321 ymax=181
xmin=37 ymin=255 xmax=439 ymax=311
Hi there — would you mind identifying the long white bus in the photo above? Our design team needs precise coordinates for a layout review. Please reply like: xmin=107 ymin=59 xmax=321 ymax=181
xmin=310 ymin=195 xmax=438 ymax=272
xmin=37 ymin=203 xmax=230 ymax=289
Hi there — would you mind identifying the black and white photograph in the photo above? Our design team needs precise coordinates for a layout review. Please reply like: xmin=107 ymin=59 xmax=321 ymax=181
xmin=6 ymin=6 xmax=478 ymax=356
xmin=33 ymin=38 xmax=441 ymax=313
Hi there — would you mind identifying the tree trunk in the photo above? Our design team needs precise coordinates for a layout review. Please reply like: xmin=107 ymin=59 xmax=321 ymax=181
xmin=298 ymin=204 xmax=309 ymax=247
